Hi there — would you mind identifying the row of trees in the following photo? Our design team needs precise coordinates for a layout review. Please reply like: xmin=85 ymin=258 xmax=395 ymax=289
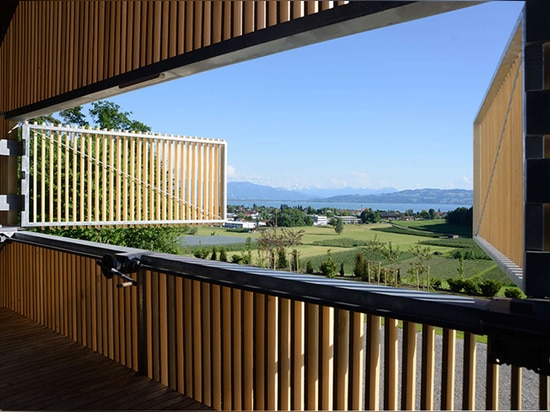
xmin=37 ymin=101 xmax=151 ymax=132
xmin=229 ymin=204 xmax=449 ymax=229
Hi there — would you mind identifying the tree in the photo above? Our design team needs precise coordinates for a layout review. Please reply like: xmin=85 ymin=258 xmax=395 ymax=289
xmin=360 ymin=209 xmax=380 ymax=224
xmin=319 ymin=250 xmax=337 ymax=278
xmin=89 ymin=100 xmax=151 ymax=132
xmin=334 ymin=218 xmax=344 ymax=235
xmin=446 ymin=207 xmax=473 ymax=227
xmin=428 ymin=208 xmax=437 ymax=220
xmin=382 ymin=242 xmax=401 ymax=286
xmin=59 ymin=106 xmax=88 ymax=127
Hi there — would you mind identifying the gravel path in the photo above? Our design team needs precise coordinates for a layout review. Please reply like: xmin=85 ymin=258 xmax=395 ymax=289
xmin=376 ymin=328 xmax=540 ymax=410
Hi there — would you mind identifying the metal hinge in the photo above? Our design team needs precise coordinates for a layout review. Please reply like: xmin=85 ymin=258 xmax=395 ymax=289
xmin=0 ymin=195 xmax=23 ymax=212
xmin=0 ymin=139 xmax=23 ymax=156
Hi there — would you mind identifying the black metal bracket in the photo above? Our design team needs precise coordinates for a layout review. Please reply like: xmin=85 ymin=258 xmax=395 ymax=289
xmin=484 ymin=298 xmax=550 ymax=374
xmin=97 ymin=252 xmax=141 ymax=288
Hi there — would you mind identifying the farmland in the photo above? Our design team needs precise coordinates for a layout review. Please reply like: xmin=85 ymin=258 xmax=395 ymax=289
xmin=183 ymin=220 xmax=517 ymax=297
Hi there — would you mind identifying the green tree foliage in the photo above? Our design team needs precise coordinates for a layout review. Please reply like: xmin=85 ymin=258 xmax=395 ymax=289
xmin=37 ymin=225 xmax=191 ymax=255
xmin=446 ymin=207 xmax=473 ymax=227
xmin=319 ymin=250 xmax=337 ymax=278
xmin=334 ymin=218 xmax=344 ymax=235
xmin=59 ymin=106 xmax=88 ymax=127
xmin=219 ymin=247 xmax=228 ymax=262
xmin=306 ymin=260 xmax=314 ymax=274
xmin=360 ymin=209 xmax=380 ymax=224
xmin=89 ymin=101 xmax=151 ymax=132
xmin=479 ymin=279 xmax=502 ymax=297
xmin=504 ymin=287 xmax=524 ymax=298
xmin=277 ymin=248 xmax=288 ymax=270
xmin=276 ymin=204 xmax=313 ymax=227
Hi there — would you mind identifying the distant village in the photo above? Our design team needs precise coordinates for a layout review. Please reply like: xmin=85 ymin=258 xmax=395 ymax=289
xmin=224 ymin=204 xmax=448 ymax=230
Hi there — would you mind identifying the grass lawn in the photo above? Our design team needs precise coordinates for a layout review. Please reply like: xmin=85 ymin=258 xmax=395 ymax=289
xmin=185 ymin=220 xmax=512 ymax=292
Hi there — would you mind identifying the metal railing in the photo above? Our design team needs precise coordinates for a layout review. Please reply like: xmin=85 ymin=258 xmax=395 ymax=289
xmin=20 ymin=123 xmax=227 ymax=227
xmin=1 ymin=230 xmax=549 ymax=410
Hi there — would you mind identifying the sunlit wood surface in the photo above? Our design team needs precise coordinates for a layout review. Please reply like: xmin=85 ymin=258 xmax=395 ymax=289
xmin=0 ymin=307 xmax=212 ymax=410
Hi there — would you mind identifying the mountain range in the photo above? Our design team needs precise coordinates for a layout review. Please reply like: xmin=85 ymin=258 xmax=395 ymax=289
xmin=228 ymin=182 xmax=473 ymax=205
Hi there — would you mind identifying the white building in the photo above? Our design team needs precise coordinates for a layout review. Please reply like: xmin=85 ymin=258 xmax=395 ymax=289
xmin=312 ymin=215 xmax=329 ymax=226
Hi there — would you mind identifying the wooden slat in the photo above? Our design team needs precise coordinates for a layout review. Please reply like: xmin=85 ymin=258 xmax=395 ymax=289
xmin=441 ymin=329 xmax=456 ymax=410
xmin=293 ymin=300 xmax=305 ymax=411
xmin=511 ymin=366 xmax=522 ymax=410
xmin=335 ymin=309 xmax=350 ymax=411
xmin=401 ymin=321 xmax=417 ymax=410
xmin=306 ymin=303 xmax=319 ymax=410
xmin=211 ymin=284 xmax=222 ymax=410
xmin=232 ymin=289 xmax=242 ymax=410
xmin=384 ymin=317 xmax=399 ymax=410
xmin=463 ymin=332 xmax=477 ymax=410
xmin=279 ymin=298 xmax=291 ymax=410
xmin=243 ymin=290 xmax=254 ymax=410
xmin=221 ymin=286 xmax=232 ymax=410
xmin=366 ymin=314 xmax=381 ymax=410
xmin=421 ymin=325 xmax=436 ymax=410
xmin=486 ymin=360 xmax=499 ymax=410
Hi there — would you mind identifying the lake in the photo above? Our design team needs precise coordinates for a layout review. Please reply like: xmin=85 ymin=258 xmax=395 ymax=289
xmin=227 ymin=200 xmax=471 ymax=213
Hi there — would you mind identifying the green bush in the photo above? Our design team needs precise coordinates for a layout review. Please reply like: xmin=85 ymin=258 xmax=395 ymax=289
xmin=479 ymin=279 xmax=502 ymax=297
xmin=339 ymin=262 xmax=345 ymax=276
xmin=306 ymin=260 xmax=314 ymax=274
xmin=354 ymin=254 xmax=364 ymax=277
xmin=220 ymin=247 xmax=228 ymax=262
xmin=319 ymin=251 xmax=337 ymax=278
xmin=193 ymin=247 xmax=209 ymax=259
xmin=231 ymin=254 xmax=243 ymax=264
xmin=463 ymin=278 xmax=480 ymax=296
xmin=430 ymin=277 xmax=442 ymax=290
xmin=210 ymin=247 xmax=217 ymax=260
xmin=504 ymin=287 xmax=524 ymax=298
xmin=447 ymin=278 xmax=465 ymax=293
xmin=277 ymin=248 xmax=288 ymax=270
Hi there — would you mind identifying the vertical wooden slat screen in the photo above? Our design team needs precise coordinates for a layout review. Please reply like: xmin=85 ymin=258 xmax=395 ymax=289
xmin=474 ymin=24 xmax=524 ymax=269
xmin=23 ymin=123 xmax=226 ymax=227
xmin=0 ymin=1 xmax=349 ymax=119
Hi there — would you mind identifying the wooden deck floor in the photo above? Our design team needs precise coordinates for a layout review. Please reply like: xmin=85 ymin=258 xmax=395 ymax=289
xmin=0 ymin=308 xmax=213 ymax=410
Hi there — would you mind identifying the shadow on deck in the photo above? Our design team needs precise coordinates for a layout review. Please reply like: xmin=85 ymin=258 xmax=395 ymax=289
xmin=0 ymin=308 xmax=212 ymax=410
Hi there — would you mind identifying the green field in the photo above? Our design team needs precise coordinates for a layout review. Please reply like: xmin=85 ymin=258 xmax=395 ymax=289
xmin=187 ymin=220 xmax=514 ymax=296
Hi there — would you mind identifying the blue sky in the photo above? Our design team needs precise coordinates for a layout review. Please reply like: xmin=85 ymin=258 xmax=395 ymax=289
xmin=94 ymin=1 xmax=524 ymax=191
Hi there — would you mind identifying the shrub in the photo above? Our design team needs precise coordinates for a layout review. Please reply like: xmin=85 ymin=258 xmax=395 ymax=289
xmin=306 ymin=260 xmax=314 ymax=274
xmin=447 ymin=278 xmax=465 ymax=293
xmin=339 ymin=262 xmax=345 ymax=276
xmin=219 ymin=247 xmax=227 ymax=262
xmin=193 ymin=247 xmax=209 ymax=259
xmin=504 ymin=287 xmax=524 ymax=299
xmin=463 ymin=278 xmax=480 ymax=296
xmin=231 ymin=254 xmax=243 ymax=264
xmin=430 ymin=277 xmax=442 ymax=290
xmin=354 ymin=254 xmax=364 ymax=277
xmin=319 ymin=251 xmax=337 ymax=278
xmin=277 ymin=248 xmax=288 ymax=270
xmin=479 ymin=279 xmax=502 ymax=297
xmin=210 ymin=247 xmax=217 ymax=260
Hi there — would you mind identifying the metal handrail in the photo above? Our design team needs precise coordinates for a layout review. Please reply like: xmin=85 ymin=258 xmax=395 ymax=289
xmin=9 ymin=230 xmax=550 ymax=361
